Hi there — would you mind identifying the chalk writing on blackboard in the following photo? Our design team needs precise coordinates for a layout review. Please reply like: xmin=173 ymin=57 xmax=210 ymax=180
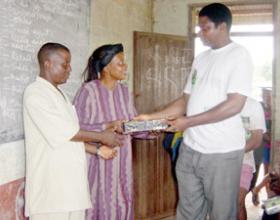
xmin=0 ymin=0 xmax=90 ymax=144
xmin=134 ymin=32 xmax=193 ymax=115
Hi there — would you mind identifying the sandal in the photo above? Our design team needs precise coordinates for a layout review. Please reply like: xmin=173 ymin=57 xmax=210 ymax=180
xmin=251 ymin=188 xmax=260 ymax=206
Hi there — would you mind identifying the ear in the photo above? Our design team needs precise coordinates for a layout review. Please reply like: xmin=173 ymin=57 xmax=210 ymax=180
xmin=103 ymin=64 xmax=111 ymax=74
xmin=44 ymin=59 xmax=51 ymax=70
xmin=219 ymin=22 xmax=228 ymax=32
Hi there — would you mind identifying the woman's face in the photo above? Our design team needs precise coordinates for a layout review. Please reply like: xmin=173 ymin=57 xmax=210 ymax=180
xmin=105 ymin=52 xmax=127 ymax=81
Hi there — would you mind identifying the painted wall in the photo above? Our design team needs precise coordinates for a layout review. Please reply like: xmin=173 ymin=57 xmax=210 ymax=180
xmin=2 ymin=0 xmax=279 ymax=219
xmin=275 ymin=1 xmax=280 ymax=137
xmin=0 ymin=0 xmax=152 ymax=219
xmin=153 ymin=0 xmax=220 ymax=36
xmin=89 ymin=0 xmax=153 ymax=89
xmin=153 ymin=0 xmax=275 ymax=36
xmin=0 ymin=141 xmax=26 ymax=220
xmin=272 ymin=1 xmax=280 ymax=168
xmin=0 ymin=178 xmax=25 ymax=220
xmin=153 ymin=0 xmax=280 ymax=166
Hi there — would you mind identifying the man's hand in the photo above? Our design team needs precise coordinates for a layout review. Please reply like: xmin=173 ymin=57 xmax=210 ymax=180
xmin=269 ymin=172 xmax=280 ymax=194
xmin=100 ymin=130 xmax=123 ymax=147
xmin=166 ymin=116 xmax=188 ymax=132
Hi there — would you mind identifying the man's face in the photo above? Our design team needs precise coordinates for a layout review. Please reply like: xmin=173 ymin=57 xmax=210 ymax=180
xmin=47 ymin=50 xmax=72 ymax=86
xmin=198 ymin=16 xmax=222 ymax=48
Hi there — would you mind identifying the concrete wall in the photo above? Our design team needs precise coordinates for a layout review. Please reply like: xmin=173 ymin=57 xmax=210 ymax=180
xmin=0 ymin=140 xmax=25 ymax=220
xmin=153 ymin=0 xmax=278 ymax=36
xmin=272 ymin=1 xmax=280 ymax=168
xmin=0 ymin=1 xmax=152 ymax=219
xmin=275 ymin=0 xmax=280 ymax=138
xmin=153 ymin=0 xmax=280 ymax=168
xmin=0 ymin=0 xmax=153 ymax=186
xmin=90 ymin=0 xmax=152 ymax=89
xmin=1 ymin=1 xmax=279 ymax=219
xmin=153 ymin=0 xmax=225 ymax=36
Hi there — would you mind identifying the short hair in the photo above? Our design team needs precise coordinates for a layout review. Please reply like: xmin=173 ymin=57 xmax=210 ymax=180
xmin=199 ymin=3 xmax=232 ymax=31
xmin=37 ymin=42 xmax=70 ymax=65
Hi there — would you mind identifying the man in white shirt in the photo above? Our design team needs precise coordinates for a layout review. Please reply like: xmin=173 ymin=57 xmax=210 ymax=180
xmin=135 ymin=3 xmax=253 ymax=220
xmin=23 ymin=42 xmax=121 ymax=220
xmin=238 ymin=98 xmax=266 ymax=220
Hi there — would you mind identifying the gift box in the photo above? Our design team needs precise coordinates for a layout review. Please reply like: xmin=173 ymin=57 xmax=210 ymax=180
xmin=263 ymin=196 xmax=280 ymax=215
xmin=123 ymin=119 xmax=168 ymax=133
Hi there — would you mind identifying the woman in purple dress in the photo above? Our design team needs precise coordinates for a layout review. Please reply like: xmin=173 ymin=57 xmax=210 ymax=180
xmin=74 ymin=44 xmax=137 ymax=220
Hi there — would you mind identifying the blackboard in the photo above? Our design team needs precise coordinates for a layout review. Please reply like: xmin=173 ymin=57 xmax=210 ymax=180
xmin=0 ymin=0 xmax=90 ymax=144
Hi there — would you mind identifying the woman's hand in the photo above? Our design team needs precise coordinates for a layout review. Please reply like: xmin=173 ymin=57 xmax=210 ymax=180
xmin=99 ymin=129 xmax=124 ymax=147
xmin=98 ymin=145 xmax=117 ymax=160
xmin=85 ymin=143 xmax=117 ymax=160
xmin=106 ymin=120 xmax=124 ymax=133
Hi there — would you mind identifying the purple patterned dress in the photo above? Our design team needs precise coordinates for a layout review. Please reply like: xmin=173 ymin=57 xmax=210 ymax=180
xmin=73 ymin=80 xmax=136 ymax=220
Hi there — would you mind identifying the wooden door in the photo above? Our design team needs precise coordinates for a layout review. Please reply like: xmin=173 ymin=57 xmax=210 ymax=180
xmin=133 ymin=31 xmax=193 ymax=219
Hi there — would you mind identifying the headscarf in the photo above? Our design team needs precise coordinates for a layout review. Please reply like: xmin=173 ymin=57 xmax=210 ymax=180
xmin=84 ymin=44 xmax=124 ymax=82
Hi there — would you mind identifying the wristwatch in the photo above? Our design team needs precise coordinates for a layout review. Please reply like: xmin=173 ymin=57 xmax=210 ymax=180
xmin=96 ymin=146 xmax=101 ymax=157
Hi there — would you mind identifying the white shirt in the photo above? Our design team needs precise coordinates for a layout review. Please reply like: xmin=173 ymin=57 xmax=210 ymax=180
xmin=184 ymin=42 xmax=253 ymax=153
xmin=241 ymin=98 xmax=266 ymax=171
xmin=23 ymin=77 xmax=91 ymax=216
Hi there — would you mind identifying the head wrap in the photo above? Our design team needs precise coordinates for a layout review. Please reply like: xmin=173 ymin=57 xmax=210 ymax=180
xmin=84 ymin=43 xmax=124 ymax=82
xmin=90 ymin=43 xmax=123 ymax=74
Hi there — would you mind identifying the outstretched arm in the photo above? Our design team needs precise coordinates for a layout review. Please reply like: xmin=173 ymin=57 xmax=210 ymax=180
xmin=134 ymin=94 xmax=188 ymax=121
xmin=167 ymin=93 xmax=247 ymax=131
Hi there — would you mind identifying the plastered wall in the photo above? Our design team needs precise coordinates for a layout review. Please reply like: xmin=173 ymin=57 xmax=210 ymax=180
xmin=153 ymin=0 xmax=277 ymax=36
xmin=1 ymin=1 xmax=279 ymax=219
xmin=273 ymin=2 xmax=280 ymax=138
xmin=153 ymin=0 xmax=280 ymax=169
xmin=89 ymin=0 xmax=153 ymax=89
xmin=272 ymin=1 xmax=280 ymax=168
xmin=153 ymin=0 xmax=225 ymax=36
xmin=0 ymin=0 xmax=153 ymax=186
xmin=0 ymin=1 xmax=153 ymax=219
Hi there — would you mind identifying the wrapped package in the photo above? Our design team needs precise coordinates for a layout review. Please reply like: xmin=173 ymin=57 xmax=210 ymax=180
xmin=263 ymin=196 xmax=280 ymax=215
xmin=123 ymin=119 xmax=168 ymax=133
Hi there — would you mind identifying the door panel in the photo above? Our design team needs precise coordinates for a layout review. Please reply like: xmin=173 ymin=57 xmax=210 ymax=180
xmin=134 ymin=31 xmax=192 ymax=113
xmin=133 ymin=31 xmax=193 ymax=219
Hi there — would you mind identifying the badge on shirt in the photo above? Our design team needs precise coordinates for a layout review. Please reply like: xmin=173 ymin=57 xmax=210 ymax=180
xmin=191 ymin=69 xmax=197 ymax=86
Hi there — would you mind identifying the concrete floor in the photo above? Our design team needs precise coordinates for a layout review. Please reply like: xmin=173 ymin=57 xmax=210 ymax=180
xmin=160 ymin=195 xmax=265 ymax=220
xmin=245 ymin=190 xmax=266 ymax=220
xmin=160 ymin=165 xmax=268 ymax=220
